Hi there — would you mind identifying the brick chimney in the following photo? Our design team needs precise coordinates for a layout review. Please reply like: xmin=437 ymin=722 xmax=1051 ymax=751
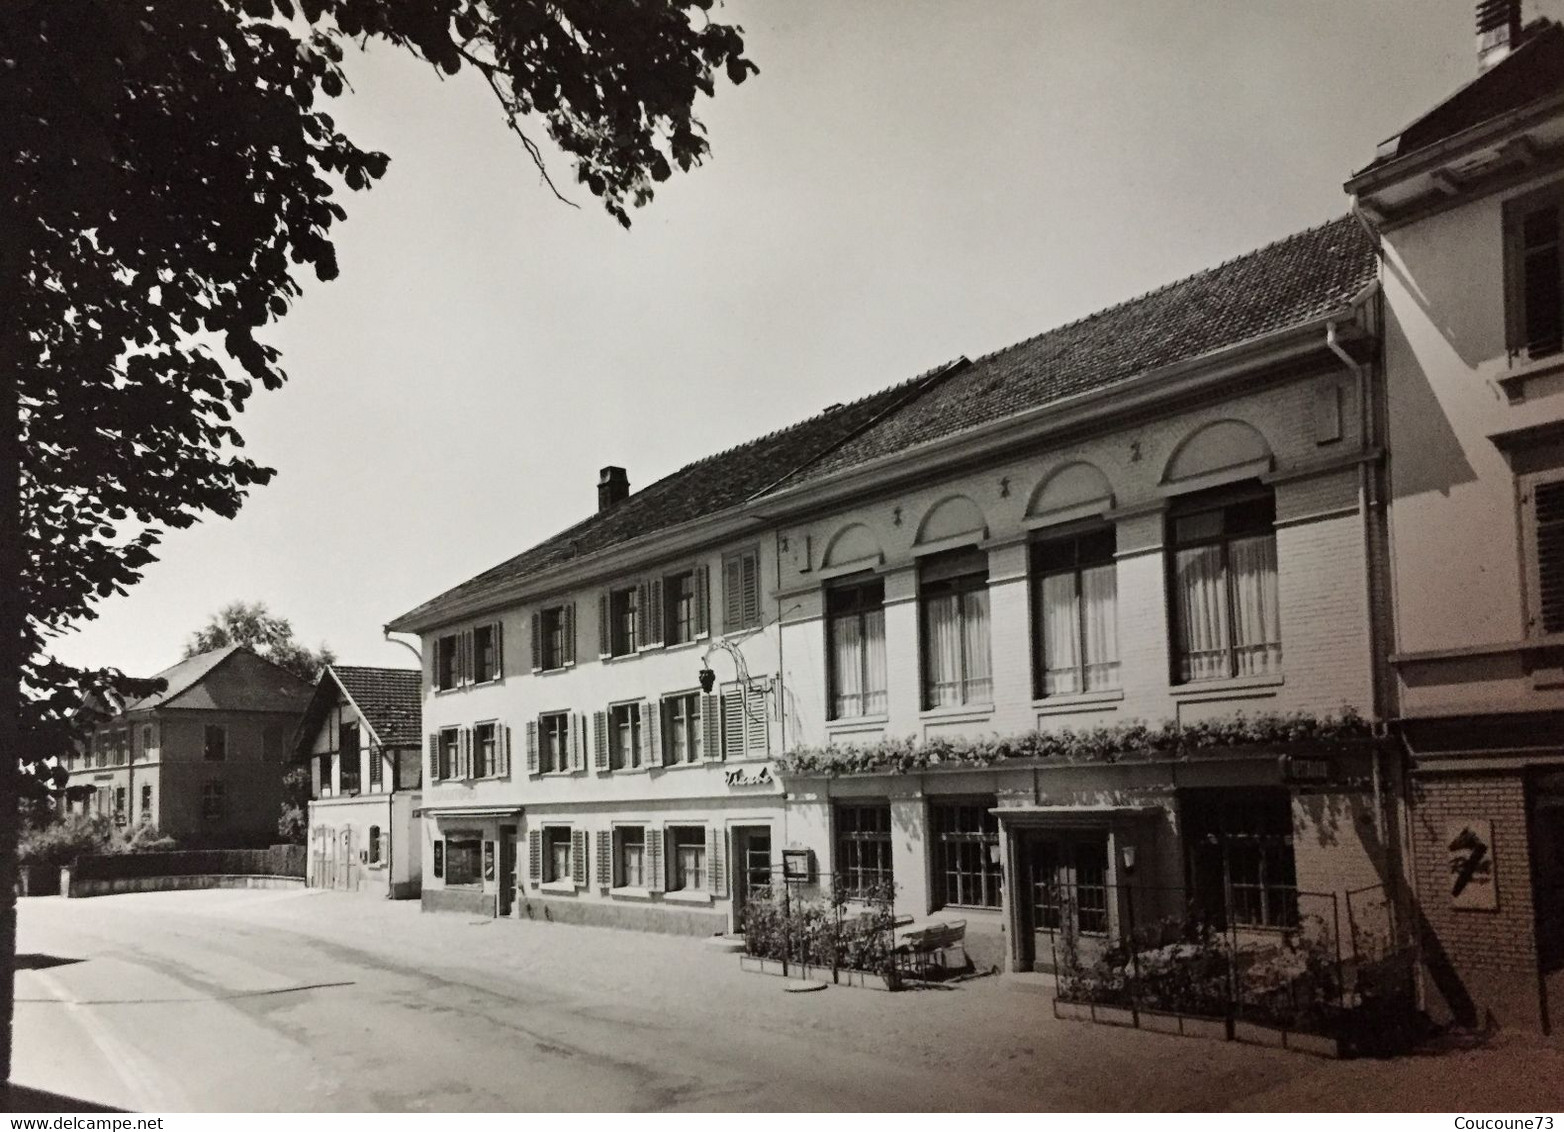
xmin=598 ymin=466 xmax=629 ymax=511
xmin=1477 ymin=0 xmax=1523 ymax=72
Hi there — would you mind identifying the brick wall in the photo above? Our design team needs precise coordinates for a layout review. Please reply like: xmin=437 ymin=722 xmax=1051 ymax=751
xmin=1408 ymin=771 xmax=1541 ymax=1029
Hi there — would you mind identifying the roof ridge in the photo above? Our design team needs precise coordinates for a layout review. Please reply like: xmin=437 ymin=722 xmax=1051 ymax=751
xmin=960 ymin=213 xmax=1358 ymax=370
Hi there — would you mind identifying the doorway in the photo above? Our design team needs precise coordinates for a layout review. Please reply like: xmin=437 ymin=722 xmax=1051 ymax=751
xmin=731 ymin=826 xmax=773 ymax=929
xmin=1016 ymin=830 xmax=1109 ymax=972
xmin=499 ymin=825 xmax=518 ymax=917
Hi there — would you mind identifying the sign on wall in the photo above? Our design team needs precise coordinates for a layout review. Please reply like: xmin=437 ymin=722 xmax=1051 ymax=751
xmin=724 ymin=764 xmax=774 ymax=789
xmin=1446 ymin=818 xmax=1498 ymax=910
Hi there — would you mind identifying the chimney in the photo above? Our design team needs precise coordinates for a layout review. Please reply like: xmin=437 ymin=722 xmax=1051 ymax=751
xmin=597 ymin=466 xmax=629 ymax=512
xmin=1477 ymin=0 xmax=1523 ymax=72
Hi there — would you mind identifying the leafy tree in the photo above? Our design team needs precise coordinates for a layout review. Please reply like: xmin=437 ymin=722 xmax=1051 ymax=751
xmin=1 ymin=0 xmax=755 ymax=1088
xmin=277 ymin=765 xmax=312 ymax=846
xmin=187 ymin=601 xmax=336 ymax=683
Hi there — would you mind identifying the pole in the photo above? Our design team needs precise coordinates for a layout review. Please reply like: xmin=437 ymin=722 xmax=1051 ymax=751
xmin=1125 ymin=880 xmax=1141 ymax=1027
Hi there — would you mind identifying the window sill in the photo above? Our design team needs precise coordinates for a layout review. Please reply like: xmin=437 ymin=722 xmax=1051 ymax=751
xmin=662 ymin=889 xmax=713 ymax=905
xmin=661 ymin=637 xmax=707 ymax=653
xmin=605 ymin=764 xmax=650 ymax=775
xmin=1033 ymin=689 xmax=1124 ymax=713
xmin=540 ymin=880 xmax=579 ymax=896
xmin=1169 ymin=673 xmax=1284 ymax=701
xmin=610 ymin=886 xmax=653 ymax=901
xmin=650 ymin=760 xmax=707 ymax=772
xmin=1496 ymin=352 xmax=1564 ymax=403
xmin=827 ymin=714 xmax=890 ymax=732
xmin=919 ymin=704 xmax=995 ymax=724
xmin=600 ymin=651 xmax=639 ymax=665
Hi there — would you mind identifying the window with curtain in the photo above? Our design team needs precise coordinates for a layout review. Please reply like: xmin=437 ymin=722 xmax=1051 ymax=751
xmin=920 ymin=548 xmax=992 ymax=709
xmin=610 ymin=702 xmax=641 ymax=770
xmin=826 ymin=576 xmax=887 ymax=719
xmin=1170 ymin=491 xmax=1281 ymax=683
xmin=1032 ymin=527 xmax=1119 ymax=697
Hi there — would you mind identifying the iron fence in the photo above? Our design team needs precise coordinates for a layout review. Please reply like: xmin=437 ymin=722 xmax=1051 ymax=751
xmin=1043 ymin=879 xmax=1416 ymax=1047
xmin=740 ymin=865 xmax=902 ymax=985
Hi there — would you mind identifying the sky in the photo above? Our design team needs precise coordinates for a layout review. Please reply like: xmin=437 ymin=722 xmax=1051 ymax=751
xmin=48 ymin=0 xmax=1564 ymax=678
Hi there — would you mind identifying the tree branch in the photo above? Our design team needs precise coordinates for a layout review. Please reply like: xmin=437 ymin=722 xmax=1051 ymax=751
xmin=456 ymin=43 xmax=577 ymax=211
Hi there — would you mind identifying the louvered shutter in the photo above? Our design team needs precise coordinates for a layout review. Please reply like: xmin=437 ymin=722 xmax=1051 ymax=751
xmin=597 ymin=829 xmax=613 ymax=890
xmin=528 ymin=828 xmax=541 ymax=887
xmin=701 ymin=693 xmax=723 ymax=761
xmin=709 ymin=825 xmax=726 ymax=897
xmin=1522 ymin=205 xmax=1563 ymax=358
xmin=747 ymin=682 xmax=770 ymax=756
xmin=742 ymin=552 xmax=760 ymax=629
xmin=635 ymin=581 xmax=650 ymax=650
xmin=642 ymin=700 xmax=660 ymax=767
xmin=569 ymin=713 xmax=585 ymax=772
xmin=499 ymin=726 xmax=510 ymax=778
xmin=1535 ymin=479 xmax=1564 ymax=633
xmin=694 ymin=564 xmax=710 ymax=638
xmin=723 ymin=553 xmax=743 ymax=633
xmin=461 ymin=727 xmax=473 ymax=779
xmin=721 ymin=688 xmax=744 ymax=760
xmin=593 ymin=710 xmax=609 ymax=771
xmin=530 ymin=612 xmax=542 ymax=672
xmin=571 ymin=829 xmax=588 ymax=887
xmin=598 ymin=592 xmax=611 ymax=657
xmin=428 ymin=733 xmax=440 ymax=782
xmin=645 ymin=825 xmax=665 ymax=893
xmin=493 ymin=621 xmax=504 ymax=680
xmin=563 ymin=603 xmax=576 ymax=666
xmin=646 ymin=577 xmax=664 ymax=647
xmin=460 ymin=629 xmax=473 ymax=685
xmin=526 ymin=720 xmax=539 ymax=774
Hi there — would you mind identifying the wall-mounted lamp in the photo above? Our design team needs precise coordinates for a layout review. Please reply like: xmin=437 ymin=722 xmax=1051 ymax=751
xmin=698 ymin=666 xmax=717 ymax=694
xmin=1120 ymin=844 xmax=1137 ymax=876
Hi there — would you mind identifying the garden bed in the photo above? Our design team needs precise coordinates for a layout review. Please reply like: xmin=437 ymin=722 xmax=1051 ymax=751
xmin=1052 ymin=998 xmax=1342 ymax=1057
xmin=739 ymin=954 xmax=900 ymax=991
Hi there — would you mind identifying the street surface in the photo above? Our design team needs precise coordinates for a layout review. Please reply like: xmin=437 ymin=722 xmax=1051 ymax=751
xmin=12 ymin=889 xmax=1564 ymax=1112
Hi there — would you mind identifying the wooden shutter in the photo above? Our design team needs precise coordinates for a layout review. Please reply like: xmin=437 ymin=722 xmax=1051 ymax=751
xmin=694 ymin=564 xmax=710 ymax=638
xmin=526 ymin=720 xmax=539 ymax=774
xmin=493 ymin=621 xmax=504 ymax=679
xmin=528 ymin=828 xmax=541 ymax=887
xmin=746 ymin=682 xmax=770 ymax=756
xmin=645 ymin=824 xmax=665 ymax=893
xmin=571 ymin=829 xmax=588 ymax=887
xmin=598 ymin=592 xmax=611 ymax=657
xmin=569 ymin=713 xmax=584 ymax=772
xmin=709 ymin=825 xmax=726 ymax=897
xmin=560 ymin=603 xmax=575 ymax=666
xmin=530 ymin=612 xmax=542 ymax=672
xmin=723 ymin=553 xmax=743 ymax=633
xmin=642 ymin=700 xmax=660 ymax=767
xmin=742 ymin=551 xmax=760 ymax=629
xmin=721 ymin=687 xmax=744 ymax=760
xmin=1522 ymin=204 xmax=1563 ymax=358
xmin=597 ymin=829 xmax=613 ymax=890
xmin=593 ymin=710 xmax=609 ymax=771
xmin=427 ymin=733 xmax=440 ymax=782
xmin=702 ymin=693 xmax=723 ymax=761
xmin=499 ymin=726 xmax=511 ymax=778
xmin=635 ymin=581 xmax=650 ymax=650
xmin=461 ymin=629 xmax=474 ymax=685
xmin=646 ymin=577 xmax=664 ymax=646
xmin=1534 ymin=478 xmax=1564 ymax=633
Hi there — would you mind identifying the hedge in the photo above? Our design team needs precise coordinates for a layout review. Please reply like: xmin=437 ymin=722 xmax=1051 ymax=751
xmin=70 ymin=845 xmax=305 ymax=880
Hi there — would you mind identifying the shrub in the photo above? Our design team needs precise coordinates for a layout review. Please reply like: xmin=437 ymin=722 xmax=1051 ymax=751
xmin=19 ymin=813 xmax=113 ymax=870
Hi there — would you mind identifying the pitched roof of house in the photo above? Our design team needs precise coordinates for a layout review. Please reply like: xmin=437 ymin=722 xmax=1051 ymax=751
xmin=1362 ymin=19 xmax=1564 ymax=172
xmin=391 ymin=213 xmax=1377 ymax=629
xmin=124 ymin=645 xmax=244 ymax=711
xmin=332 ymin=666 xmax=422 ymax=748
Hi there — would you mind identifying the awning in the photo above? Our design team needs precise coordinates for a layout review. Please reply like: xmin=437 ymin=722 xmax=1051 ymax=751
xmin=415 ymin=805 xmax=524 ymax=819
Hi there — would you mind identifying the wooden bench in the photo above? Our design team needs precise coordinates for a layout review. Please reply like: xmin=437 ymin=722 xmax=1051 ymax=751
xmin=895 ymin=919 xmax=968 ymax=980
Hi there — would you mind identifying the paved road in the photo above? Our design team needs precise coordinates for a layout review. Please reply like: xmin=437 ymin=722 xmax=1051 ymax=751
xmin=13 ymin=889 xmax=1564 ymax=1112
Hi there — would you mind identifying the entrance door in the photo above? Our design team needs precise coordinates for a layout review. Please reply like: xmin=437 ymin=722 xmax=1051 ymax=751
xmin=732 ymin=826 xmax=773 ymax=929
xmin=1019 ymin=832 xmax=1109 ymax=971
xmin=1531 ymin=775 xmax=1564 ymax=1029
xmin=499 ymin=825 xmax=518 ymax=917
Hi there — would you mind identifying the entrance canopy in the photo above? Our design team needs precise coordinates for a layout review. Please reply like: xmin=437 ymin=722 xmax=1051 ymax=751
xmin=415 ymin=804 xmax=523 ymax=820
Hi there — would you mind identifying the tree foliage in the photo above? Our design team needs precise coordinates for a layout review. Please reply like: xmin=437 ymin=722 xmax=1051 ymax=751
xmin=187 ymin=601 xmax=335 ymax=683
xmin=277 ymin=765 xmax=312 ymax=845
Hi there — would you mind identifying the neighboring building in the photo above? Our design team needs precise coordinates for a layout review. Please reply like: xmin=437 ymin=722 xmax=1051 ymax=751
xmin=296 ymin=665 xmax=423 ymax=899
xmin=64 ymin=646 xmax=313 ymax=846
xmin=388 ymin=213 xmax=1401 ymax=972
xmin=1347 ymin=5 xmax=1564 ymax=1031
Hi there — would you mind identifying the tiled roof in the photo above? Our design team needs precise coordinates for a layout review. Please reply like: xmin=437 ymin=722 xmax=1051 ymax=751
xmin=775 ymin=215 xmax=1377 ymax=486
xmin=389 ymin=363 xmax=961 ymax=625
xmin=1363 ymin=19 xmax=1564 ymax=172
xmin=125 ymin=645 xmax=243 ymax=711
xmin=332 ymin=666 xmax=423 ymax=748
xmin=391 ymin=214 xmax=1376 ymax=629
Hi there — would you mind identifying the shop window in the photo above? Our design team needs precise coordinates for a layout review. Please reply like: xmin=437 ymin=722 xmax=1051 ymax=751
xmin=1169 ymin=490 xmax=1281 ymax=682
xmin=920 ymin=548 xmax=992 ymax=709
xmin=835 ymin=803 xmax=893 ymax=898
xmin=1031 ymin=837 xmax=1109 ymax=935
xmin=1032 ymin=527 xmax=1120 ymax=696
xmin=433 ymin=842 xmax=444 ymax=880
xmin=931 ymin=800 xmax=1001 ymax=909
xmin=444 ymin=835 xmax=482 ymax=886
xmin=1183 ymin=788 xmax=1297 ymax=929
xmin=827 ymin=576 xmax=887 ymax=719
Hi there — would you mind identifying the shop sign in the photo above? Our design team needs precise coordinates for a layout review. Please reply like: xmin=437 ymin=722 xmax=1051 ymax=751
xmin=724 ymin=764 xmax=774 ymax=788
xmin=1279 ymin=755 xmax=1333 ymax=785
xmin=1446 ymin=818 xmax=1498 ymax=910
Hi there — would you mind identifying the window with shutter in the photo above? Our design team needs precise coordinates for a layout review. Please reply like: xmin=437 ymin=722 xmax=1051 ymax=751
xmin=434 ymin=634 xmax=461 ymax=691
xmin=1507 ymin=192 xmax=1564 ymax=362
xmin=528 ymin=829 xmax=541 ymax=886
xmin=721 ymin=685 xmax=743 ymax=760
xmin=599 ymin=592 xmax=612 ymax=657
xmin=1529 ymin=475 xmax=1564 ymax=634
xmin=596 ymin=830 xmax=613 ymax=891
xmin=701 ymin=693 xmax=723 ymax=762
xmin=563 ymin=603 xmax=577 ymax=666
xmin=572 ymin=829 xmax=588 ymax=887
xmin=593 ymin=710 xmax=610 ymax=771
xmin=530 ymin=612 xmax=542 ymax=672
xmin=695 ymin=565 xmax=710 ymax=638
xmin=643 ymin=700 xmax=660 ymax=767
xmin=708 ymin=826 xmax=726 ymax=897
xmin=427 ymin=733 xmax=440 ymax=783
xmin=526 ymin=720 xmax=539 ymax=774
xmin=745 ymin=682 xmax=770 ymax=756
xmin=570 ymin=712 xmax=585 ymax=771
xmin=645 ymin=577 xmax=664 ymax=646
xmin=644 ymin=825 xmax=665 ymax=892
xmin=721 ymin=549 xmax=761 ymax=633
xmin=499 ymin=726 xmax=511 ymax=778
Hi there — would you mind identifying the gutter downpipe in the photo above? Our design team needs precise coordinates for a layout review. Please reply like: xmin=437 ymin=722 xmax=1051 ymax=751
xmin=381 ymin=629 xmax=422 ymax=900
